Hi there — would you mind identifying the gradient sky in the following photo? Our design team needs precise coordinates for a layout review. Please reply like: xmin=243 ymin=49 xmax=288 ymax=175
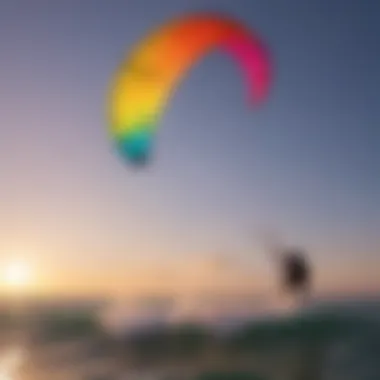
xmin=0 ymin=0 xmax=378 ymax=296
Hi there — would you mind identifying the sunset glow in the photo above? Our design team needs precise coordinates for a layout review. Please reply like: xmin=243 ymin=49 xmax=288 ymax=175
xmin=3 ymin=260 xmax=32 ymax=289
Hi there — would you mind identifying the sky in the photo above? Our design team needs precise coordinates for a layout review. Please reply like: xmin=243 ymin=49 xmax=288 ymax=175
xmin=0 ymin=0 xmax=378 ymax=298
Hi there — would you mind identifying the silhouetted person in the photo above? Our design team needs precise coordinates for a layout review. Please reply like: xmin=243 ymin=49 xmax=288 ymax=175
xmin=281 ymin=248 xmax=311 ymax=306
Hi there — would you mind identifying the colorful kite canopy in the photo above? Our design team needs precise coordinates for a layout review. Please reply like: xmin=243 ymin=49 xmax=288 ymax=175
xmin=108 ymin=12 xmax=272 ymax=166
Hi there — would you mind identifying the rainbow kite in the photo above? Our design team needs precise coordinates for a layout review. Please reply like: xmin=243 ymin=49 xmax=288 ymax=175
xmin=108 ymin=12 xmax=272 ymax=166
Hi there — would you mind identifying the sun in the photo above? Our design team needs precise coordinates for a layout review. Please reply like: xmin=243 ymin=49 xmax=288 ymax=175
xmin=3 ymin=260 xmax=31 ymax=289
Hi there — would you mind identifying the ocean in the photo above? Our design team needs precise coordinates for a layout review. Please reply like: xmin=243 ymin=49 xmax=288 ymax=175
xmin=0 ymin=296 xmax=379 ymax=380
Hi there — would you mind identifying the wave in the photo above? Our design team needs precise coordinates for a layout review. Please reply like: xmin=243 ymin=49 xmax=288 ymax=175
xmin=8 ymin=297 xmax=380 ymax=379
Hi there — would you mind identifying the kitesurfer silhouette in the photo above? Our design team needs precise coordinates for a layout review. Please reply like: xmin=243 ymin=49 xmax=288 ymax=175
xmin=281 ymin=247 xmax=311 ymax=305
xmin=259 ymin=230 xmax=312 ymax=308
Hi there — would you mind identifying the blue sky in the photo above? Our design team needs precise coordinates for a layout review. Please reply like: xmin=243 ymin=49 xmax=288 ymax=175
xmin=0 ymin=0 xmax=378 ymax=295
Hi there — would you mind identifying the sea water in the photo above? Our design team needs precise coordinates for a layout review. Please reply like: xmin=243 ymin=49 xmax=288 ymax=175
xmin=1 ymin=297 xmax=379 ymax=380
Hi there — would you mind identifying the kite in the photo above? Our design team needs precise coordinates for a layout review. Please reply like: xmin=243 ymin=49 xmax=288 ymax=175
xmin=108 ymin=12 xmax=272 ymax=166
